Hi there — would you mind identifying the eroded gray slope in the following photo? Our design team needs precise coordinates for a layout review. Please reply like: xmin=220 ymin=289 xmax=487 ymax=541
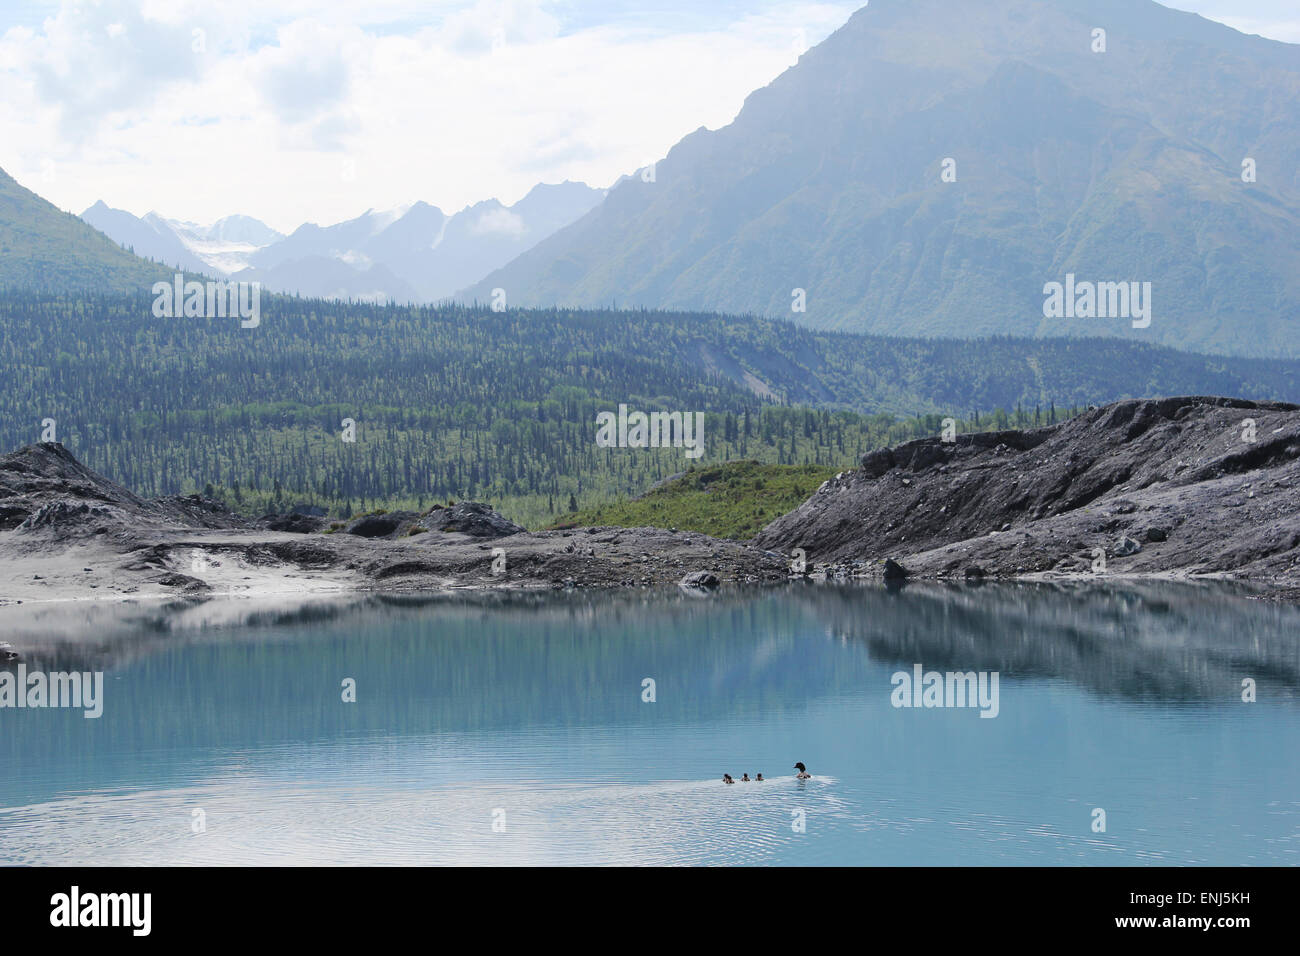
xmin=756 ymin=397 xmax=1300 ymax=588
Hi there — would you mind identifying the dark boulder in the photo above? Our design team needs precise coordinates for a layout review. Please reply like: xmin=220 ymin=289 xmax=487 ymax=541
xmin=261 ymin=512 xmax=328 ymax=534
xmin=1114 ymin=536 xmax=1142 ymax=556
xmin=345 ymin=511 xmax=420 ymax=539
xmin=417 ymin=502 xmax=525 ymax=539
xmin=155 ymin=572 xmax=212 ymax=594
xmin=883 ymin=558 xmax=910 ymax=581
xmin=679 ymin=570 xmax=720 ymax=590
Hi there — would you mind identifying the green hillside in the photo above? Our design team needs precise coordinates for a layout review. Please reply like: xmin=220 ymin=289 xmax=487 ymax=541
xmin=549 ymin=461 xmax=837 ymax=539
xmin=0 ymin=167 xmax=168 ymax=294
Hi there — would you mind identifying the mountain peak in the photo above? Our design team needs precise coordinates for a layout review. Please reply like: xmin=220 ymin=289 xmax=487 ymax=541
xmin=461 ymin=0 xmax=1300 ymax=358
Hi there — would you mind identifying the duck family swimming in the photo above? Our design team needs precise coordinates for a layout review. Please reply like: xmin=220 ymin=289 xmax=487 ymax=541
xmin=720 ymin=769 xmax=785 ymax=783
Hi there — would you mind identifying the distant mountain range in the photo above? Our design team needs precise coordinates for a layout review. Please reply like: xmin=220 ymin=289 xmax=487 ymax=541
xmin=464 ymin=0 xmax=1300 ymax=357
xmin=164 ymin=214 xmax=286 ymax=274
xmin=79 ymin=181 xmax=604 ymax=304
xmin=81 ymin=201 xmax=214 ymax=275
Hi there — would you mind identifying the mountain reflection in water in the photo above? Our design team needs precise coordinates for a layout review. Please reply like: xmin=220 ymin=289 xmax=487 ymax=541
xmin=0 ymin=582 xmax=1295 ymax=865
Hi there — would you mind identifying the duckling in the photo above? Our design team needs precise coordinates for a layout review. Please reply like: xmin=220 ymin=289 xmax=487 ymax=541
xmin=741 ymin=773 xmax=751 ymax=782
xmin=723 ymin=774 xmax=735 ymax=784
xmin=794 ymin=762 xmax=811 ymax=780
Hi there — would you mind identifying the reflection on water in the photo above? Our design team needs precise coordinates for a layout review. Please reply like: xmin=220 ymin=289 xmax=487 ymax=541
xmin=1 ymin=582 xmax=1297 ymax=865
xmin=1 ymin=773 xmax=848 ymax=867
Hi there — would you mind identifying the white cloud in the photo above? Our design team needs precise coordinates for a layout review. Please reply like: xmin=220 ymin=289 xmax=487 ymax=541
xmin=471 ymin=205 xmax=526 ymax=237
xmin=437 ymin=0 xmax=561 ymax=54
xmin=0 ymin=0 xmax=859 ymax=230
xmin=18 ymin=0 xmax=201 ymax=138
xmin=254 ymin=20 xmax=355 ymax=123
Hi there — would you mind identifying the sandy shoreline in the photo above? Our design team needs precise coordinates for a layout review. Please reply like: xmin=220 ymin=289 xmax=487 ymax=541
xmin=3 ymin=532 xmax=1292 ymax=616
xmin=0 ymin=520 xmax=791 ymax=611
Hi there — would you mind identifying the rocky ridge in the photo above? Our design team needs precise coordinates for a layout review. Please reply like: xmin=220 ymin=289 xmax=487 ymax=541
xmin=756 ymin=397 xmax=1300 ymax=594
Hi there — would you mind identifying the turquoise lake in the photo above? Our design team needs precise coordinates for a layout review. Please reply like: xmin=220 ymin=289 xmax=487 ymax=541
xmin=1 ymin=581 xmax=1297 ymax=865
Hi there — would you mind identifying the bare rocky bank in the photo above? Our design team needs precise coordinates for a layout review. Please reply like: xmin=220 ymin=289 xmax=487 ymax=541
xmin=756 ymin=396 xmax=1300 ymax=598
xmin=0 ymin=443 xmax=786 ymax=605
xmin=2 ymin=395 xmax=1298 ymax=607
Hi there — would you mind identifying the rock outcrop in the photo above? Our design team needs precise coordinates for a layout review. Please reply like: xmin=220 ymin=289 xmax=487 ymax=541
xmin=0 ymin=444 xmax=785 ymax=602
xmin=415 ymin=501 xmax=526 ymax=539
xmin=756 ymin=397 xmax=1300 ymax=591
xmin=0 ymin=443 xmax=248 ymax=535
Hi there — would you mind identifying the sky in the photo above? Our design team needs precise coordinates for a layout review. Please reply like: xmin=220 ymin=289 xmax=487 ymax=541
xmin=1 ymin=0 xmax=1297 ymax=233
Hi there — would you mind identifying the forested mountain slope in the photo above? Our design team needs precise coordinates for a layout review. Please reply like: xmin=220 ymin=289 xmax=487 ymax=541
xmin=1 ymin=291 xmax=1297 ymax=524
